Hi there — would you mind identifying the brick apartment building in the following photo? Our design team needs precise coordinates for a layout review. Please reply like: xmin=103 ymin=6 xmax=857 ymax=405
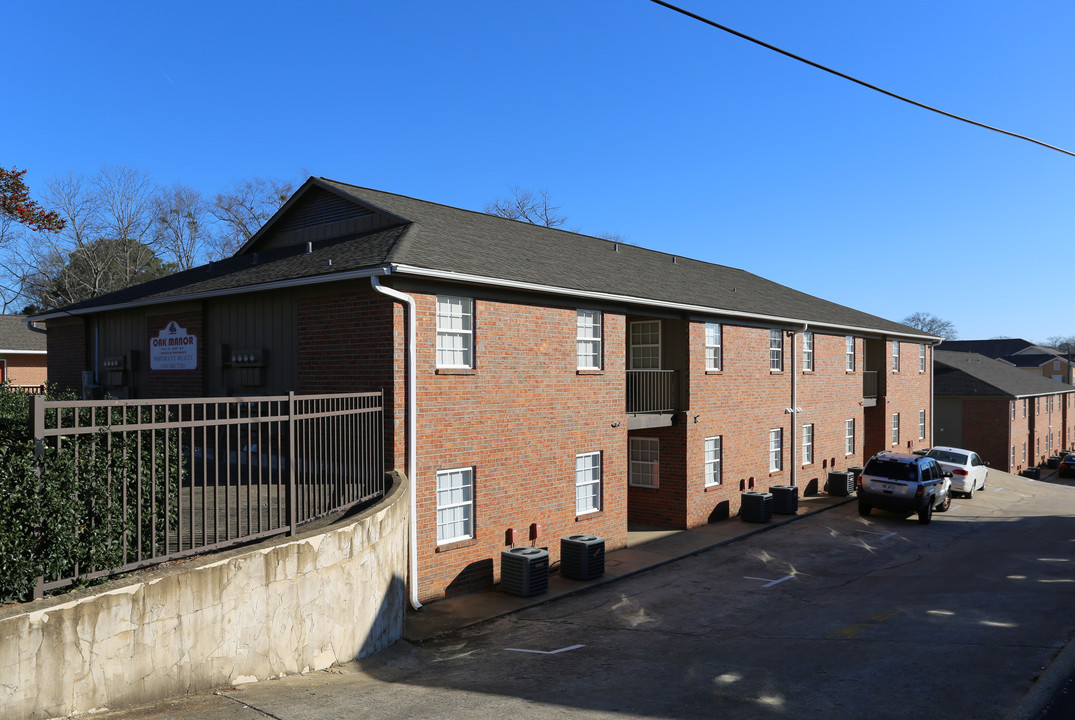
xmin=938 ymin=338 xmax=1074 ymax=384
xmin=35 ymin=178 xmax=938 ymax=602
xmin=0 ymin=315 xmax=48 ymax=389
xmin=934 ymin=349 xmax=1075 ymax=473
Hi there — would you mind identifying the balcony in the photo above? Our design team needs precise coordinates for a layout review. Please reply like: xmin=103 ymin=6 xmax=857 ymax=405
xmin=627 ymin=370 xmax=678 ymax=428
xmin=863 ymin=370 xmax=878 ymax=407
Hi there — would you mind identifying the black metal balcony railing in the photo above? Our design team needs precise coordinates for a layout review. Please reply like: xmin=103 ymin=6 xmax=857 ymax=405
xmin=627 ymin=369 xmax=679 ymax=414
xmin=863 ymin=370 xmax=879 ymax=399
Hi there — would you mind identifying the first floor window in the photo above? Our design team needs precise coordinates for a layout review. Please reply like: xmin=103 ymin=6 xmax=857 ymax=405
xmin=575 ymin=451 xmax=602 ymax=514
xmin=891 ymin=413 xmax=900 ymax=446
xmin=1010 ymin=446 xmax=1015 ymax=468
xmin=577 ymin=310 xmax=603 ymax=370
xmin=436 ymin=467 xmax=474 ymax=544
xmin=630 ymin=437 xmax=660 ymax=488
xmin=1022 ymin=441 xmax=1027 ymax=462
xmin=705 ymin=323 xmax=722 ymax=370
xmin=769 ymin=428 xmax=783 ymax=472
xmin=845 ymin=419 xmax=855 ymax=455
xmin=436 ymin=296 xmax=473 ymax=368
xmin=802 ymin=423 xmax=814 ymax=465
xmin=919 ymin=409 xmax=926 ymax=440
xmin=704 ymin=436 xmax=722 ymax=486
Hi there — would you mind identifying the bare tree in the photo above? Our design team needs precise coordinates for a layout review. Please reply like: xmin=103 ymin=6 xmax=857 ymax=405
xmin=151 ymin=183 xmax=208 ymax=270
xmin=902 ymin=312 xmax=958 ymax=340
xmin=208 ymin=177 xmax=294 ymax=259
xmin=93 ymin=165 xmax=155 ymax=245
xmin=1043 ymin=336 xmax=1075 ymax=353
xmin=485 ymin=186 xmax=566 ymax=228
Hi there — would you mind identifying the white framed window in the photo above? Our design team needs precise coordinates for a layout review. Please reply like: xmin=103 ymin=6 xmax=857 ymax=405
xmin=1011 ymin=401 xmax=1015 ymax=420
xmin=919 ymin=343 xmax=926 ymax=372
xmin=802 ymin=423 xmax=814 ymax=465
xmin=705 ymin=323 xmax=722 ymax=371
xmin=919 ymin=409 xmax=926 ymax=440
xmin=845 ymin=336 xmax=855 ymax=372
xmin=629 ymin=437 xmax=660 ymax=488
xmin=891 ymin=413 xmax=900 ymax=446
xmin=802 ymin=331 xmax=814 ymax=372
xmin=436 ymin=467 xmax=474 ymax=544
xmin=769 ymin=428 xmax=783 ymax=472
xmin=1010 ymin=445 xmax=1015 ymax=468
xmin=575 ymin=451 xmax=602 ymax=514
xmin=436 ymin=296 xmax=473 ymax=368
xmin=630 ymin=320 xmax=661 ymax=370
xmin=845 ymin=419 xmax=855 ymax=456
xmin=704 ymin=436 xmax=722 ymax=486
xmin=892 ymin=342 xmax=900 ymax=372
xmin=576 ymin=310 xmax=602 ymax=370
xmin=769 ymin=330 xmax=784 ymax=371
xmin=1023 ymin=399 xmax=1027 ymax=418
xmin=1022 ymin=441 xmax=1027 ymax=462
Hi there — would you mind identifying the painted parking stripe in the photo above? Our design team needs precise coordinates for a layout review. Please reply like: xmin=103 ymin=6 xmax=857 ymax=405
xmin=505 ymin=644 xmax=585 ymax=655
xmin=744 ymin=575 xmax=794 ymax=588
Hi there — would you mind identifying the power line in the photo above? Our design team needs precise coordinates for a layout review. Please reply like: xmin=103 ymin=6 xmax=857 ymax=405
xmin=648 ymin=0 xmax=1075 ymax=159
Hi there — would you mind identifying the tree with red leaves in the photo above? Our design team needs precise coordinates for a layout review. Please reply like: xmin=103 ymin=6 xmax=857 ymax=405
xmin=0 ymin=167 xmax=65 ymax=232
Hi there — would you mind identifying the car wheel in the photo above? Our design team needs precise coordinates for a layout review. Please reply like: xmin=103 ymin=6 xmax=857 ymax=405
xmin=858 ymin=501 xmax=872 ymax=517
xmin=966 ymin=484 xmax=975 ymax=499
xmin=937 ymin=493 xmax=951 ymax=512
xmin=981 ymin=474 xmax=987 ymax=490
xmin=918 ymin=501 xmax=933 ymax=525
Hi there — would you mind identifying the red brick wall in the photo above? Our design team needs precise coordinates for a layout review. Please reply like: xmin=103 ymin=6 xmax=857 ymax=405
xmin=297 ymin=287 xmax=400 ymax=470
xmin=4 ymin=354 xmax=47 ymax=386
xmin=958 ymin=396 xmax=1014 ymax=471
xmin=45 ymin=318 xmax=86 ymax=395
xmin=882 ymin=340 xmax=933 ymax=455
xmin=145 ymin=311 xmax=205 ymax=398
xmin=410 ymin=292 xmax=628 ymax=601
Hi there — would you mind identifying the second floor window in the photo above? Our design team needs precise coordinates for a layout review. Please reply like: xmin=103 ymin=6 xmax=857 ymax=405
xmin=802 ymin=331 xmax=814 ymax=371
xmin=630 ymin=320 xmax=661 ymax=370
xmin=769 ymin=330 xmax=783 ymax=371
xmin=436 ymin=296 xmax=473 ymax=368
xmin=892 ymin=342 xmax=900 ymax=372
xmin=577 ymin=310 xmax=602 ymax=370
xmin=845 ymin=336 xmax=856 ymax=371
xmin=919 ymin=343 xmax=926 ymax=372
xmin=705 ymin=323 xmax=722 ymax=371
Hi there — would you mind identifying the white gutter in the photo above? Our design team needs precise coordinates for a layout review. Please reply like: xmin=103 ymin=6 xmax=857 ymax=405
xmin=370 ymin=275 xmax=422 ymax=611
xmin=388 ymin=264 xmax=942 ymax=343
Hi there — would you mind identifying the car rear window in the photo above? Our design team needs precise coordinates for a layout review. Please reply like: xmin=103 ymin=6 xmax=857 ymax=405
xmin=927 ymin=449 xmax=968 ymax=465
xmin=864 ymin=459 xmax=917 ymax=482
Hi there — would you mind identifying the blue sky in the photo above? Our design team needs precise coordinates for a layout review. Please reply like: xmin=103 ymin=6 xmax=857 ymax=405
xmin=7 ymin=1 xmax=1075 ymax=342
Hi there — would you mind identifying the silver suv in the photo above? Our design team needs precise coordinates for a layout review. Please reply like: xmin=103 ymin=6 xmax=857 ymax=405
xmin=857 ymin=452 xmax=952 ymax=524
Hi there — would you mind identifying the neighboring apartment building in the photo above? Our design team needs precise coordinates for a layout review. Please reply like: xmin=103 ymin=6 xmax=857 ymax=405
xmin=939 ymin=338 xmax=1074 ymax=384
xmin=0 ymin=315 xmax=47 ymax=389
xmin=34 ymin=178 xmax=937 ymax=602
xmin=934 ymin=350 xmax=1075 ymax=473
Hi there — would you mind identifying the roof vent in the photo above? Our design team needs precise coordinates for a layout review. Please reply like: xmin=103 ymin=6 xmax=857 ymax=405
xmin=305 ymin=241 xmax=313 ymax=254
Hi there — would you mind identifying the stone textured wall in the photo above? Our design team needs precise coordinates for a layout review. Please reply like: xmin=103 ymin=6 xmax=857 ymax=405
xmin=0 ymin=474 xmax=409 ymax=720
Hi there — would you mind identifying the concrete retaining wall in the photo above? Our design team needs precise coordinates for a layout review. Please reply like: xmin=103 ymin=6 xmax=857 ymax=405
xmin=0 ymin=473 xmax=409 ymax=720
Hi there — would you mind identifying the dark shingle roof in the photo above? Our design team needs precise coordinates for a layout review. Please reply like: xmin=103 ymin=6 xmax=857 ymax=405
xmin=35 ymin=178 xmax=935 ymax=339
xmin=934 ymin=350 xmax=1075 ymax=398
xmin=937 ymin=338 xmax=1059 ymax=358
xmin=0 ymin=316 xmax=47 ymax=352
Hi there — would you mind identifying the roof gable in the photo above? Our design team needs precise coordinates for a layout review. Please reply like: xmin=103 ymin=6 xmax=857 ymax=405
xmin=935 ymin=350 xmax=1075 ymax=398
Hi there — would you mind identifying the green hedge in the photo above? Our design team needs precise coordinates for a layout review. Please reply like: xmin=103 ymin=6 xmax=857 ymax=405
xmin=0 ymin=385 xmax=178 ymax=603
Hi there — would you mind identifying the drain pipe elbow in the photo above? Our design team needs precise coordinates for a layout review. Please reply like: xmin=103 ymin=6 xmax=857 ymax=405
xmin=370 ymin=275 xmax=422 ymax=610
xmin=25 ymin=319 xmax=46 ymax=335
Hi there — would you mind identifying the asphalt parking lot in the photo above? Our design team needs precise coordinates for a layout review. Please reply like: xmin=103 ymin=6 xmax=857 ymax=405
xmin=98 ymin=469 xmax=1075 ymax=720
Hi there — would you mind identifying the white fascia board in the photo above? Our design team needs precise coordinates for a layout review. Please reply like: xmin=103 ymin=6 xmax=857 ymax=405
xmin=30 ymin=268 xmax=390 ymax=321
xmin=386 ymin=264 xmax=942 ymax=342
xmin=0 ymin=349 xmax=47 ymax=355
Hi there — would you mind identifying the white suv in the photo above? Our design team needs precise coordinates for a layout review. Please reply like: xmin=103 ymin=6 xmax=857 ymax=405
xmin=857 ymin=452 xmax=952 ymax=524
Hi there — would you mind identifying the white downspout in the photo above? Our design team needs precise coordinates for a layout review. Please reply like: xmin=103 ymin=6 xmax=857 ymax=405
xmin=371 ymin=275 xmax=422 ymax=610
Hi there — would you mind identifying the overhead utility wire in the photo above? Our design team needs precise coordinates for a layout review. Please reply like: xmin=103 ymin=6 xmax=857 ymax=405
xmin=648 ymin=0 xmax=1075 ymax=159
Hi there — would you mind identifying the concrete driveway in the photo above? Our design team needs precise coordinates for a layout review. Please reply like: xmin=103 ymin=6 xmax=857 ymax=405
xmin=98 ymin=469 xmax=1075 ymax=720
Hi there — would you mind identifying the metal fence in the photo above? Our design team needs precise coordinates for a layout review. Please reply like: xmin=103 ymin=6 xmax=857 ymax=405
xmin=30 ymin=391 xmax=384 ymax=598
xmin=626 ymin=369 xmax=679 ymax=414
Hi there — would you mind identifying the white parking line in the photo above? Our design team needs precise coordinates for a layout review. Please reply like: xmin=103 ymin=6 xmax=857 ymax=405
xmin=744 ymin=575 xmax=794 ymax=588
xmin=504 ymin=644 xmax=585 ymax=655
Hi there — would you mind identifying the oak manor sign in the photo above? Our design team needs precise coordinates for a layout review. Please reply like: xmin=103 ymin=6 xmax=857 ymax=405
xmin=150 ymin=321 xmax=198 ymax=370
